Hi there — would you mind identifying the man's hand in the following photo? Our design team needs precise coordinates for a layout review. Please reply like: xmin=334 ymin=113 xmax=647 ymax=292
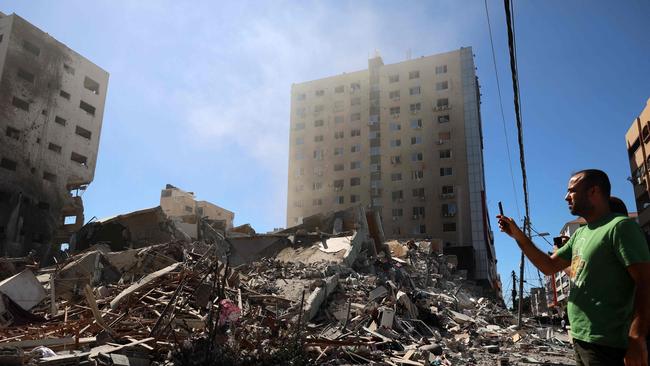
xmin=497 ymin=215 xmax=525 ymax=240
xmin=624 ymin=336 xmax=647 ymax=366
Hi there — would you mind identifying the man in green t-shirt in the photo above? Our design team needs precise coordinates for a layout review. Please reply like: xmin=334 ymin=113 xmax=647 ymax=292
xmin=498 ymin=169 xmax=650 ymax=366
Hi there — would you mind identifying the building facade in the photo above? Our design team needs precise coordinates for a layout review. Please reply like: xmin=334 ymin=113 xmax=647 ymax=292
xmin=626 ymin=98 xmax=650 ymax=235
xmin=160 ymin=184 xmax=234 ymax=238
xmin=286 ymin=48 xmax=497 ymax=286
xmin=0 ymin=13 xmax=109 ymax=258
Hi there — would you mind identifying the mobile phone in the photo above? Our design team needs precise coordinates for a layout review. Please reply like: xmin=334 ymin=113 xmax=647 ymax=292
xmin=498 ymin=201 xmax=504 ymax=216
xmin=553 ymin=236 xmax=566 ymax=248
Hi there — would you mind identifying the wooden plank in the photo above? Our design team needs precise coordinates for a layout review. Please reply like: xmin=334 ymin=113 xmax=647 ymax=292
xmin=0 ymin=337 xmax=95 ymax=349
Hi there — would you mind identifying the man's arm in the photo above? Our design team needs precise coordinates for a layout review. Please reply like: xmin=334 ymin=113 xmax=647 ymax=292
xmin=497 ymin=215 xmax=570 ymax=275
xmin=624 ymin=262 xmax=650 ymax=366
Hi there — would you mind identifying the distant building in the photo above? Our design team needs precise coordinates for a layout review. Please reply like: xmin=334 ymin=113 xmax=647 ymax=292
xmin=286 ymin=48 xmax=498 ymax=288
xmin=0 ymin=12 xmax=109 ymax=259
xmin=625 ymin=97 xmax=650 ymax=235
xmin=160 ymin=184 xmax=234 ymax=238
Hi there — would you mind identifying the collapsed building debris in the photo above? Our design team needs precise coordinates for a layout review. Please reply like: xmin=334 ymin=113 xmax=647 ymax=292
xmin=0 ymin=206 xmax=574 ymax=365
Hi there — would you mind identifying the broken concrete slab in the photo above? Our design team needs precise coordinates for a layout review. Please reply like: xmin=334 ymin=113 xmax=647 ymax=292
xmin=110 ymin=262 xmax=181 ymax=309
xmin=0 ymin=269 xmax=46 ymax=310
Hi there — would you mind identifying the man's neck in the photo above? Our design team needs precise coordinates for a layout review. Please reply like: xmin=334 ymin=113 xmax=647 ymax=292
xmin=582 ymin=207 xmax=612 ymax=224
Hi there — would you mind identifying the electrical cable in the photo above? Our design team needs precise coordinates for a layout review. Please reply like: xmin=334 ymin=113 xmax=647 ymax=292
xmin=483 ymin=0 xmax=522 ymax=220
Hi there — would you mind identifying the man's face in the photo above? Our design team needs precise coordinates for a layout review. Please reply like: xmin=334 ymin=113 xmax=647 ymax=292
xmin=565 ymin=173 xmax=594 ymax=216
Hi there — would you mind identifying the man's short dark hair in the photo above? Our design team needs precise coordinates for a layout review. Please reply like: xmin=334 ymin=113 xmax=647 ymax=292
xmin=609 ymin=196 xmax=628 ymax=216
xmin=573 ymin=169 xmax=611 ymax=198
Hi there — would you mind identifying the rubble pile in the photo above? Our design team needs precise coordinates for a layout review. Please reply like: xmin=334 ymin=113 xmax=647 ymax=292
xmin=0 ymin=208 xmax=574 ymax=365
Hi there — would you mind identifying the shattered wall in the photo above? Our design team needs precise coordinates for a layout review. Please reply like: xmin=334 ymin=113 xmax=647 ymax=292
xmin=0 ymin=13 xmax=109 ymax=260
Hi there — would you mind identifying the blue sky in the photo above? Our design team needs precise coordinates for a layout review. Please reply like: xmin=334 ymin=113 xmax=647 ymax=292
xmin=4 ymin=0 xmax=649 ymax=301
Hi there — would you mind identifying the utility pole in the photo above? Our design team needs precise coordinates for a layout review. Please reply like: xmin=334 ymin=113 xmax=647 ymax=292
xmin=518 ymin=218 xmax=532 ymax=327
xmin=511 ymin=270 xmax=517 ymax=310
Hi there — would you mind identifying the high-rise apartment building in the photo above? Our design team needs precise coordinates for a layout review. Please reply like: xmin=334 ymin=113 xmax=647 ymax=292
xmin=0 ymin=13 xmax=109 ymax=258
xmin=626 ymin=98 xmax=650 ymax=235
xmin=286 ymin=48 xmax=497 ymax=287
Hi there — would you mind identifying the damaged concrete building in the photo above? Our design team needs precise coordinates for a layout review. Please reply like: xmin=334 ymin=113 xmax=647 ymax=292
xmin=0 ymin=12 xmax=109 ymax=259
xmin=287 ymin=48 xmax=498 ymax=288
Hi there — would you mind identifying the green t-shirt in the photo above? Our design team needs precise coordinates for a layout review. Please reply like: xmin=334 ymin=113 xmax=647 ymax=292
xmin=556 ymin=213 xmax=650 ymax=348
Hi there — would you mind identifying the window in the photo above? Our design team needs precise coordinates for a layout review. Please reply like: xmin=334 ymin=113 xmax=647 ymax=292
xmin=350 ymin=161 xmax=361 ymax=170
xmin=313 ymin=167 xmax=323 ymax=176
xmin=392 ymin=190 xmax=403 ymax=201
xmin=335 ymin=116 xmax=344 ymax=124
xmin=351 ymin=97 xmax=361 ymax=106
xmin=413 ymin=206 xmax=425 ymax=217
xmin=79 ymin=100 xmax=96 ymax=116
xmin=439 ymin=149 xmax=451 ymax=159
xmin=294 ymin=122 xmax=305 ymax=131
xmin=411 ymin=136 xmax=422 ymax=145
xmin=71 ymin=152 xmax=88 ymax=165
xmin=48 ymin=143 xmax=62 ymax=153
xmin=350 ymin=129 xmax=361 ymax=137
xmin=436 ymin=98 xmax=449 ymax=108
xmin=412 ymin=170 xmax=424 ymax=180
xmin=391 ymin=173 xmax=402 ymax=182
xmin=389 ymin=75 xmax=399 ymax=83
xmin=411 ymin=152 xmax=423 ymax=161
xmin=351 ymin=144 xmax=361 ymax=153
xmin=294 ymin=167 xmax=304 ymax=177
xmin=350 ymin=113 xmax=361 ymax=121
xmin=5 ymin=127 xmax=20 ymax=140
xmin=410 ymin=119 xmax=423 ymax=129
xmin=312 ymin=182 xmax=323 ymax=191
xmin=293 ymin=200 xmax=303 ymax=208
xmin=17 ymin=68 xmax=35 ymax=83
xmin=294 ymin=185 xmax=304 ymax=193
xmin=294 ymin=151 xmax=304 ymax=160
xmin=185 ymin=206 xmax=193 ymax=213
xmin=442 ymin=203 xmax=457 ymax=217
xmin=409 ymin=86 xmax=421 ymax=95
xmin=350 ymin=194 xmax=360 ymax=203
xmin=409 ymin=71 xmax=420 ymax=79
xmin=314 ymin=105 xmax=324 ymax=113
xmin=314 ymin=135 xmax=324 ymax=142
xmin=392 ymin=208 xmax=404 ymax=217
xmin=350 ymin=82 xmax=361 ymax=92
xmin=84 ymin=76 xmax=100 ymax=95
xmin=313 ymin=198 xmax=323 ymax=206
xmin=369 ymin=131 xmax=380 ymax=139
xmin=296 ymin=107 xmax=306 ymax=117
xmin=334 ymin=131 xmax=344 ymax=139
xmin=439 ymin=131 xmax=451 ymax=141
xmin=64 ymin=64 xmax=75 ymax=75
xmin=389 ymin=90 xmax=400 ymax=99
xmin=413 ymin=188 xmax=425 ymax=198
xmin=60 ymin=90 xmax=71 ymax=100
xmin=333 ymin=101 xmax=344 ymax=112
xmin=334 ymin=147 xmax=344 ymax=156
xmin=334 ymin=163 xmax=344 ymax=172
xmin=313 ymin=149 xmax=324 ymax=160
xmin=12 ymin=96 xmax=29 ymax=111
xmin=333 ymin=179 xmax=344 ymax=190
xmin=22 ymin=40 xmax=41 ymax=56
xmin=0 ymin=157 xmax=19 ymax=172
xmin=442 ymin=185 xmax=454 ymax=194
xmin=43 ymin=171 xmax=57 ymax=182
xmin=314 ymin=119 xmax=324 ymax=127
xmin=390 ymin=139 xmax=401 ymax=147
xmin=443 ymin=222 xmax=457 ymax=232
xmin=390 ymin=106 xmax=400 ymax=115
xmin=440 ymin=167 xmax=453 ymax=176
xmin=335 ymin=85 xmax=344 ymax=93
xmin=390 ymin=155 xmax=401 ymax=164
xmin=315 ymin=89 xmax=325 ymax=97
xmin=295 ymin=137 xmax=304 ymax=145
xmin=75 ymin=126 xmax=92 ymax=140
xmin=389 ymin=122 xmax=401 ymax=131
xmin=410 ymin=103 xmax=421 ymax=113
xmin=350 ymin=177 xmax=361 ymax=186
xmin=438 ymin=114 xmax=450 ymax=123
xmin=436 ymin=81 xmax=449 ymax=91
xmin=436 ymin=65 xmax=448 ymax=74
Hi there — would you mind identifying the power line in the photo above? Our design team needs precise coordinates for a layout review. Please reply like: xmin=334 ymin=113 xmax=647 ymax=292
xmin=483 ymin=0 xmax=522 ymax=220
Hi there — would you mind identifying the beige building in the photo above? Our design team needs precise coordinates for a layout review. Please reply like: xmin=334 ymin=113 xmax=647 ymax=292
xmin=0 ymin=12 xmax=108 ymax=258
xmin=625 ymin=98 xmax=650 ymax=235
xmin=160 ymin=184 xmax=234 ymax=238
xmin=286 ymin=48 xmax=497 ymax=287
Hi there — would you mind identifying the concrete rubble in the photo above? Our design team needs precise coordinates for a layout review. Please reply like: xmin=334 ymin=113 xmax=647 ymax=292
xmin=0 ymin=206 xmax=575 ymax=365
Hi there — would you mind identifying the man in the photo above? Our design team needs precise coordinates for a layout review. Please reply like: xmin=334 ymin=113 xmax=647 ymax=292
xmin=498 ymin=169 xmax=650 ymax=366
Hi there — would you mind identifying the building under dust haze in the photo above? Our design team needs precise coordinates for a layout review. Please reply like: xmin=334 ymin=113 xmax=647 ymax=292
xmin=0 ymin=12 xmax=108 ymax=259
xmin=286 ymin=48 xmax=498 ymax=287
